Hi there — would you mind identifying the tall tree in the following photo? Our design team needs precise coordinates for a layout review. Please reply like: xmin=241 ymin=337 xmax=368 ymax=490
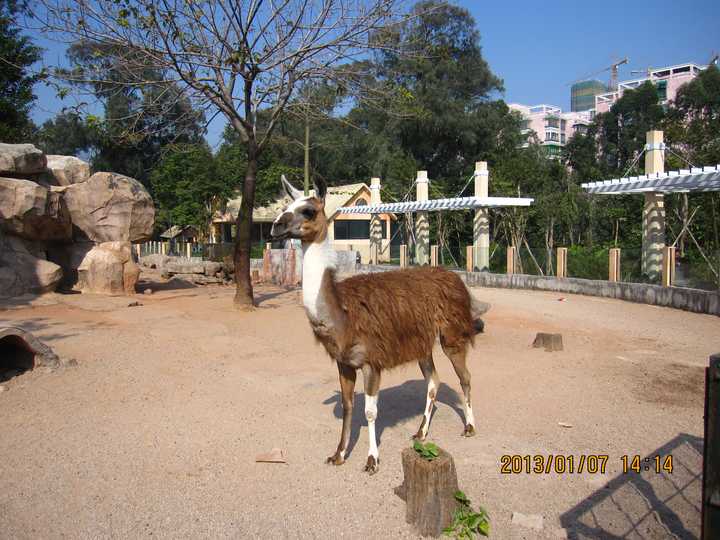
xmin=672 ymin=64 xmax=720 ymax=165
xmin=35 ymin=110 xmax=93 ymax=155
xmin=595 ymin=81 xmax=665 ymax=174
xmin=365 ymin=0 xmax=503 ymax=185
xmin=0 ymin=0 xmax=41 ymax=142
xmin=35 ymin=0 xmax=409 ymax=309
xmin=150 ymin=143 xmax=230 ymax=234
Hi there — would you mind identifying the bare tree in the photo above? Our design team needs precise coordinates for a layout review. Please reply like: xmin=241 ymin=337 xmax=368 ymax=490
xmin=31 ymin=0 xmax=410 ymax=308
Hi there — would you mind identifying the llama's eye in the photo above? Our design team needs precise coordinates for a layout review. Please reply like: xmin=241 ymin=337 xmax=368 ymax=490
xmin=301 ymin=208 xmax=316 ymax=219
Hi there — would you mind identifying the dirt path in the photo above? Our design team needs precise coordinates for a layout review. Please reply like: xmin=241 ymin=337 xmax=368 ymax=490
xmin=0 ymin=280 xmax=716 ymax=539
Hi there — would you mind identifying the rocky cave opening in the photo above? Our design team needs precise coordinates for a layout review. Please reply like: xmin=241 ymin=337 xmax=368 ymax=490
xmin=0 ymin=335 xmax=35 ymax=382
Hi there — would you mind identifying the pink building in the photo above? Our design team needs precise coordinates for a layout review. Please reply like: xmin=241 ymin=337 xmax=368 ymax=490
xmin=508 ymin=103 xmax=592 ymax=158
xmin=594 ymin=62 xmax=705 ymax=114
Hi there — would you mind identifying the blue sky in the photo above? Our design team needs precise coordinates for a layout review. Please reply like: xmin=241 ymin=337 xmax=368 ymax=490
xmin=30 ymin=0 xmax=720 ymax=149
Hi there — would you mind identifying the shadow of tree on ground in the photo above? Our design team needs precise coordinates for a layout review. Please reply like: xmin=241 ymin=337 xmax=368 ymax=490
xmin=560 ymin=433 xmax=702 ymax=539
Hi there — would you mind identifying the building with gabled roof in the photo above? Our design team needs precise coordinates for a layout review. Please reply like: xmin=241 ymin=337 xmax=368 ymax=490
xmin=211 ymin=182 xmax=398 ymax=262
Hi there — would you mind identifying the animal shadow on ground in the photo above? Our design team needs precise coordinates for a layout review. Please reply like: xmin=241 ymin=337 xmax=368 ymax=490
xmin=323 ymin=379 xmax=465 ymax=458
xmin=254 ymin=288 xmax=296 ymax=308
xmin=560 ymin=433 xmax=703 ymax=539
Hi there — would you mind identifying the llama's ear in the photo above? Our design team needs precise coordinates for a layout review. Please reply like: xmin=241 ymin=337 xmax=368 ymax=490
xmin=281 ymin=174 xmax=302 ymax=200
xmin=313 ymin=177 xmax=327 ymax=201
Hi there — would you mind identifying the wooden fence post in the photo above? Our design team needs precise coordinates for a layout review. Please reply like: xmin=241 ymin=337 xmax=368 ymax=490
xmin=262 ymin=243 xmax=271 ymax=282
xmin=609 ymin=248 xmax=621 ymax=282
xmin=400 ymin=245 xmax=407 ymax=268
xmin=430 ymin=245 xmax=438 ymax=267
xmin=662 ymin=246 xmax=676 ymax=287
xmin=506 ymin=246 xmax=517 ymax=275
xmin=556 ymin=247 xmax=567 ymax=278
xmin=186 ymin=243 xmax=192 ymax=259
xmin=466 ymin=246 xmax=473 ymax=273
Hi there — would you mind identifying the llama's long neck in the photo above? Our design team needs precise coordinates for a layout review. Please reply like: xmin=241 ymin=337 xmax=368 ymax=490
xmin=301 ymin=236 xmax=337 ymax=320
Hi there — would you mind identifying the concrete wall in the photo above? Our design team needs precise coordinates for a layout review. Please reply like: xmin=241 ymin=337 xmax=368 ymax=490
xmin=355 ymin=265 xmax=720 ymax=317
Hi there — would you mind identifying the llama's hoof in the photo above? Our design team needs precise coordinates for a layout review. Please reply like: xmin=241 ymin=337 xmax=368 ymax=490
xmin=326 ymin=453 xmax=345 ymax=466
xmin=364 ymin=455 xmax=379 ymax=475
xmin=462 ymin=424 xmax=476 ymax=437
xmin=411 ymin=431 xmax=426 ymax=441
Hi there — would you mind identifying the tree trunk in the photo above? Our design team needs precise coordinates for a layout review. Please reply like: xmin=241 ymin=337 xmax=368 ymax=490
xmin=679 ymin=193 xmax=689 ymax=258
xmin=233 ymin=142 xmax=259 ymax=309
xmin=395 ymin=447 xmax=460 ymax=537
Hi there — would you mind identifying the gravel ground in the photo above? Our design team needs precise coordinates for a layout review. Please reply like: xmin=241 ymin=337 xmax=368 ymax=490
xmin=0 ymin=275 xmax=716 ymax=539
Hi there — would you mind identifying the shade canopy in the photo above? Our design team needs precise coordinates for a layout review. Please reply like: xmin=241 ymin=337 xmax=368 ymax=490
xmin=581 ymin=165 xmax=720 ymax=195
xmin=337 ymin=196 xmax=534 ymax=215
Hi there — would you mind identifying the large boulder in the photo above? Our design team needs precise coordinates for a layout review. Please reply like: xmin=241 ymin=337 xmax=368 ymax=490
xmin=165 ymin=260 xmax=207 ymax=275
xmin=63 ymin=172 xmax=155 ymax=242
xmin=0 ymin=234 xmax=62 ymax=297
xmin=0 ymin=143 xmax=47 ymax=177
xmin=139 ymin=253 xmax=170 ymax=271
xmin=76 ymin=241 xmax=140 ymax=295
xmin=45 ymin=155 xmax=91 ymax=186
xmin=0 ymin=177 xmax=72 ymax=240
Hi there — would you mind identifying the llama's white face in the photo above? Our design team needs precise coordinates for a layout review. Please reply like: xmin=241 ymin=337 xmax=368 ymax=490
xmin=270 ymin=176 xmax=328 ymax=243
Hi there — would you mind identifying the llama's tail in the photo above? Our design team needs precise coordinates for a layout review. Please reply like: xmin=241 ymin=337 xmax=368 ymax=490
xmin=467 ymin=287 xmax=490 ymax=334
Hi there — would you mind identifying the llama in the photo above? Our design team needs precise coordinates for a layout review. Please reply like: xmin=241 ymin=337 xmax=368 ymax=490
xmin=270 ymin=176 xmax=488 ymax=474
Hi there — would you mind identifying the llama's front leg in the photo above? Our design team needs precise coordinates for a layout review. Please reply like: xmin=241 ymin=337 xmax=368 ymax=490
xmin=361 ymin=364 xmax=381 ymax=474
xmin=413 ymin=356 xmax=439 ymax=440
xmin=327 ymin=362 xmax=356 ymax=465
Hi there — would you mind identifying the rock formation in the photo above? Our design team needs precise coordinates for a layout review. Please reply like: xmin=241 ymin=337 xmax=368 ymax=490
xmin=77 ymin=241 xmax=140 ymax=295
xmin=45 ymin=155 xmax=91 ymax=186
xmin=63 ymin=172 xmax=154 ymax=242
xmin=0 ymin=143 xmax=155 ymax=298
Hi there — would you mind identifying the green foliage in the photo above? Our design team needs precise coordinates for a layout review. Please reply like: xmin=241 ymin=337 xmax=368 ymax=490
xmin=0 ymin=0 xmax=41 ymax=142
xmin=215 ymin=129 xmax=303 ymax=209
xmin=595 ymin=81 xmax=665 ymax=173
xmin=35 ymin=111 xmax=93 ymax=155
xmin=567 ymin=246 xmax=609 ymax=280
xmin=149 ymin=144 xmax=230 ymax=234
xmin=412 ymin=440 xmax=439 ymax=461
xmin=443 ymin=490 xmax=490 ymax=538
xmin=358 ymin=0 xmax=504 ymax=185
xmin=672 ymin=64 xmax=720 ymax=165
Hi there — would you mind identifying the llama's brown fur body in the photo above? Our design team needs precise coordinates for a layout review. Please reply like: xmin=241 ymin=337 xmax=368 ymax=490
xmin=311 ymin=266 xmax=477 ymax=372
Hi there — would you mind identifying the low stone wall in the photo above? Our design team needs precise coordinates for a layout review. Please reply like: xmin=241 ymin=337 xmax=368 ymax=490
xmin=356 ymin=264 xmax=720 ymax=317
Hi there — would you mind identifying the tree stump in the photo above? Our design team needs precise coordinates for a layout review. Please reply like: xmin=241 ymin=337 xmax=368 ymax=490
xmin=395 ymin=447 xmax=459 ymax=537
xmin=532 ymin=332 xmax=563 ymax=352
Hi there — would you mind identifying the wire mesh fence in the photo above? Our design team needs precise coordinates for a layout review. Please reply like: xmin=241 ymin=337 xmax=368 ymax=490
xmin=678 ymin=249 xmax=720 ymax=291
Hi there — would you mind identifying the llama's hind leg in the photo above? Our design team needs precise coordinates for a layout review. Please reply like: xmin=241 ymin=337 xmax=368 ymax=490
xmin=413 ymin=355 xmax=439 ymax=441
xmin=441 ymin=335 xmax=476 ymax=437
xmin=361 ymin=363 xmax=382 ymax=474
xmin=327 ymin=362 xmax=356 ymax=465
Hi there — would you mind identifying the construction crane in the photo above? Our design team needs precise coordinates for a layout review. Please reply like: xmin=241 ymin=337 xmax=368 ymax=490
xmin=568 ymin=57 xmax=629 ymax=90
xmin=631 ymin=67 xmax=654 ymax=78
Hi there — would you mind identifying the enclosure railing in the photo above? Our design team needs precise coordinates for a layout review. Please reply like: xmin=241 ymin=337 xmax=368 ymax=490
xmin=137 ymin=239 xmax=719 ymax=293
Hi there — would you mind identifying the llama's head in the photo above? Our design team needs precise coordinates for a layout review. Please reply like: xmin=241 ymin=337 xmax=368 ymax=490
xmin=270 ymin=175 xmax=328 ymax=243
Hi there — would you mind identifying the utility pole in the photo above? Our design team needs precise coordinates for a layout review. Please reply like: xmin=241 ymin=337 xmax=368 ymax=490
xmin=304 ymin=105 xmax=310 ymax=196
